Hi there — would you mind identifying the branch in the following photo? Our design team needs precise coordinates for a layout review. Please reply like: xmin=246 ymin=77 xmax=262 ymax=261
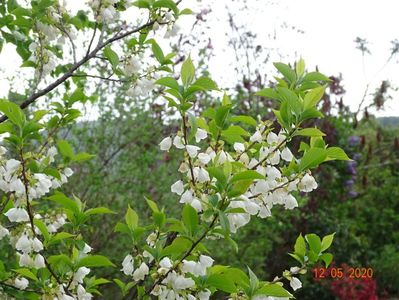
xmin=144 ymin=214 xmax=219 ymax=296
xmin=19 ymin=150 xmax=66 ymax=289
xmin=71 ymin=74 xmax=129 ymax=83
xmin=0 ymin=19 xmax=156 ymax=123
xmin=182 ymin=113 xmax=196 ymax=187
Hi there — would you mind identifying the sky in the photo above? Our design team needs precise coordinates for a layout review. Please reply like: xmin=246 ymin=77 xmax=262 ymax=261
xmin=1 ymin=0 xmax=398 ymax=117
xmin=187 ymin=0 xmax=399 ymax=117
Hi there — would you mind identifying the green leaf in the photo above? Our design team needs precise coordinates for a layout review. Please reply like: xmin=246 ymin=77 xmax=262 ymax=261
xmin=85 ymin=207 xmax=115 ymax=216
xmin=155 ymin=77 xmax=179 ymax=90
xmin=255 ymin=88 xmax=280 ymax=100
xmin=150 ymin=40 xmax=164 ymax=64
xmin=153 ymin=0 xmax=178 ymax=14
xmin=228 ymin=180 xmax=253 ymax=197
xmin=132 ymin=0 xmax=151 ymax=9
xmin=274 ymin=62 xmax=296 ymax=84
xmin=321 ymin=233 xmax=335 ymax=252
xmin=57 ymin=140 xmax=74 ymax=159
xmin=221 ymin=125 xmax=249 ymax=137
xmin=248 ymin=266 xmax=259 ymax=292
xmin=72 ymin=152 xmax=95 ymax=162
xmin=276 ymin=87 xmax=301 ymax=116
xmin=49 ymin=232 xmax=74 ymax=244
xmin=230 ymin=170 xmax=264 ymax=183
xmin=325 ymin=147 xmax=351 ymax=161
xmin=302 ymin=71 xmax=330 ymax=83
xmin=301 ymin=107 xmax=324 ymax=121
xmin=182 ymin=204 xmax=198 ymax=235
xmin=191 ymin=77 xmax=219 ymax=91
xmin=47 ymin=254 xmax=73 ymax=273
xmin=305 ymin=233 xmax=322 ymax=254
xmin=256 ymin=283 xmax=293 ymax=297
xmin=294 ymin=234 xmax=306 ymax=257
xmin=319 ymin=253 xmax=333 ymax=267
xmin=215 ymin=105 xmax=231 ymax=128
xmin=145 ymin=198 xmax=159 ymax=212
xmin=12 ymin=268 xmax=38 ymax=281
xmin=303 ymin=86 xmax=325 ymax=109
xmin=207 ymin=273 xmax=238 ymax=293
xmin=181 ymin=56 xmax=195 ymax=87
xmin=296 ymin=58 xmax=305 ymax=77
xmin=47 ymin=192 xmax=80 ymax=214
xmin=298 ymin=148 xmax=327 ymax=171
xmin=161 ymin=237 xmax=192 ymax=259
xmin=294 ymin=128 xmax=325 ymax=137
xmin=69 ymin=88 xmax=86 ymax=104
xmin=125 ymin=206 xmax=139 ymax=230
xmin=219 ymin=211 xmax=230 ymax=233
xmin=230 ymin=115 xmax=257 ymax=126
xmin=207 ymin=166 xmax=227 ymax=187
xmin=33 ymin=219 xmax=50 ymax=242
xmin=180 ymin=8 xmax=193 ymax=15
xmin=0 ymin=100 xmax=25 ymax=127
xmin=103 ymin=46 xmax=119 ymax=68
xmin=77 ymin=255 xmax=115 ymax=268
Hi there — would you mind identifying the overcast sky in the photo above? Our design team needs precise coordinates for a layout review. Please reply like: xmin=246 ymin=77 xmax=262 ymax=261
xmin=188 ymin=0 xmax=399 ymax=117
xmin=1 ymin=0 xmax=398 ymax=117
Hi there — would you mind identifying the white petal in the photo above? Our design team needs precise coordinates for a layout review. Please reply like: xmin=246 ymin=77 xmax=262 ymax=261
xmin=195 ymin=129 xmax=208 ymax=143
xmin=159 ymin=137 xmax=172 ymax=151
xmin=171 ymin=180 xmax=184 ymax=195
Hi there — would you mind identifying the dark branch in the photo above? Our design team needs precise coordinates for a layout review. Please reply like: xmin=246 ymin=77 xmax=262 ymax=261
xmin=0 ymin=20 xmax=156 ymax=123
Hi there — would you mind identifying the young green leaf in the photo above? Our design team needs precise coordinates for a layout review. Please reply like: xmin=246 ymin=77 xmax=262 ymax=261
xmin=182 ymin=204 xmax=198 ymax=235
xmin=77 ymin=255 xmax=115 ymax=268
xmin=125 ymin=206 xmax=139 ymax=230
xmin=294 ymin=128 xmax=326 ymax=137
xmin=321 ymin=233 xmax=335 ymax=252
xmin=103 ymin=46 xmax=119 ymax=68
xmin=181 ymin=56 xmax=195 ymax=87
xmin=155 ymin=77 xmax=180 ymax=90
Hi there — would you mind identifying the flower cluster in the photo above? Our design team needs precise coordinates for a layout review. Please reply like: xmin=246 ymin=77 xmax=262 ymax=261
xmin=0 ymin=144 xmax=95 ymax=298
xmin=89 ymin=0 xmax=120 ymax=23
xmin=28 ymin=1 xmax=77 ymax=78
xmin=162 ymin=124 xmax=318 ymax=234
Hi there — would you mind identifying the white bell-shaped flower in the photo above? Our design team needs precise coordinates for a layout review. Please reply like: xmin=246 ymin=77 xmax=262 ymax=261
xmin=197 ymin=168 xmax=210 ymax=183
xmin=195 ymin=129 xmax=208 ymax=143
xmin=121 ymin=254 xmax=134 ymax=276
xmin=281 ymin=147 xmax=294 ymax=162
xmin=298 ymin=173 xmax=318 ymax=192
xmin=186 ymin=145 xmax=200 ymax=158
xmin=198 ymin=153 xmax=211 ymax=165
xmin=250 ymin=131 xmax=262 ymax=143
xmin=83 ymin=243 xmax=92 ymax=254
xmin=284 ymin=194 xmax=298 ymax=210
xmin=5 ymin=208 xmax=30 ymax=223
xmin=19 ymin=253 xmax=33 ymax=267
xmin=34 ymin=254 xmax=46 ymax=269
xmin=0 ymin=225 xmax=9 ymax=240
xmin=159 ymin=137 xmax=172 ymax=151
xmin=233 ymin=142 xmax=245 ymax=153
xmin=173 ymin=136 xmax=185 ymax=149
xmin=16 ymin=235 xmax=32 ymax=253
xmin=73 ymin=267 xmax=90 ymax=284
xmin=32 ymin=237 xmax=43 ymax=252
xmin=133 ymin=262 xmax=149 ymax=281
xmin=14 ymin=277 xmax=29 ymax=290
xmin=290 ymin=277 xmax=302 ymax=290
xmin=198 ymin=289 xmax=212 ymax=300
xmin=171 ymin=180 xmax=184 ymax=195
